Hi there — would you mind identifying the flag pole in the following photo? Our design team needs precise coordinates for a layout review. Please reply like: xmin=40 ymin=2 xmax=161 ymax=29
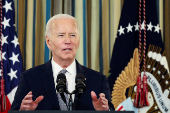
xmin=0 ymin=0 xmax=6 ymax=111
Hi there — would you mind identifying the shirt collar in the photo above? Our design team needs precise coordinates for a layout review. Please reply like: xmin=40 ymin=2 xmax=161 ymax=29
xmin=66 ymin=59 xmax=76 ymax=77
xmin=51 ymin=57 xmax=62 ymax=76
xmin=51 ymin=57 xmax=76 ymax=76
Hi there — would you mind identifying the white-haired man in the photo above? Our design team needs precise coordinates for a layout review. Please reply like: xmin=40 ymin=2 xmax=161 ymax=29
xmin=11 ymin=14 xmax=113 ymax=111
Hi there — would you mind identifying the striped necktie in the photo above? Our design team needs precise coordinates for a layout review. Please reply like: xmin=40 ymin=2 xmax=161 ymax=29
xmin=57 ymin=69 xmax=69 ymax=110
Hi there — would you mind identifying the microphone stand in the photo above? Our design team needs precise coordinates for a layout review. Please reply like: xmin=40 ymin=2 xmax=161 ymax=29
xmin=66 ymin=90 xmax=76 ymax=111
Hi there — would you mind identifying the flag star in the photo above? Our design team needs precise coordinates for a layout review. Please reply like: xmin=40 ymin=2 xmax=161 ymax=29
xmin=154 ymin=24 xmax=161 ymax=33
xmin=9 ymin=52 xmax=20 ymax=65
xmin=118 ymin=26 xmax=125 ymax=36
xmin=165 ymin=81 xmax=169 ymax=84
xmin=147 ymin=65 xmax=151 ymax=69
xmin=11 ymin=35 xmax=19 ymax=48
xmin=3 ymin=1 xmax=12 ymax=13
xmin=134 ymin=22 xmax=139 ymax=31
xmin=0 ymin=51 xmax=7 ymax=61
xmin=141 ymin=21 xmax=145 ymax=30
xmin=1 ymin=34 xmax=8 ymax=46
xmin=147 ymin=22 xmax=153 ymax=31
xmin=7 ymin=68 xmax=18 ymax=81
xmin=157 ymin=71 xmax=161 ymax=74
xmin=162 ymin=75 xmax=164 ymax=79
xmin=13 ymin=24 xmax=16 ymax=27
xmin=152 ymin=67 xmax=156 ymax=71
xmin=1 ymin=17 xmax=10 ymax=29
xmin=154 ymin=106 xmax=158 ymax=109
xmin=126 ymin=23 xmax=133 ymax=33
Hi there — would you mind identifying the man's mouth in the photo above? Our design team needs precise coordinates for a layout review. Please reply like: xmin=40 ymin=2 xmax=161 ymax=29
xmin=63 ymin=48 xmax=72 ymax=51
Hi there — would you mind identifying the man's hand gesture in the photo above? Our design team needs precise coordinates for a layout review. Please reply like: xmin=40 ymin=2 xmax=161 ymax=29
xmin=20 ymin=91 xmax=44 ymax=111
xmin=91 ymin=91 xmax=109 ymax=111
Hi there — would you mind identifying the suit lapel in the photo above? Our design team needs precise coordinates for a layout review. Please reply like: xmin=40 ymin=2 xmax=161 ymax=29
xmin=74 ymin=60 xmax=89 ymax=110
xmin=39 ymin=60 xmax=60 ymax=110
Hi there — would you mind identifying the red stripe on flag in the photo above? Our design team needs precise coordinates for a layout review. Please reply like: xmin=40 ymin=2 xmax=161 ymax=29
xmin=117 ymin=106 xmax=123 ymax=111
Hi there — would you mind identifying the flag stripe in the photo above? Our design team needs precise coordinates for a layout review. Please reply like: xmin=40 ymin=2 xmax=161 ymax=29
xmin=117 ymin=106 xmax=123 ymax=111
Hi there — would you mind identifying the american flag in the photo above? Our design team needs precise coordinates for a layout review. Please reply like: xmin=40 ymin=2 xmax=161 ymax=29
xmin=0 ymin=0 xmax=23 ymax=112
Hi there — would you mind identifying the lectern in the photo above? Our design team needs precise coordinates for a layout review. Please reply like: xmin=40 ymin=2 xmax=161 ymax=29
xmin=8 ymin=110 xmax=134 ymax=113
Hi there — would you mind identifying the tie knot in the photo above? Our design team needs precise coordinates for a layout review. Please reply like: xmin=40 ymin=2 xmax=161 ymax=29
xmin=59 ymin=69 xmax=67 ymax=74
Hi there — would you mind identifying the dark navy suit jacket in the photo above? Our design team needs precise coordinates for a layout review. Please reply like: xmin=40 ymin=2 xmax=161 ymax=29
xmin=11 ymin=60 xmax=113 ymax=110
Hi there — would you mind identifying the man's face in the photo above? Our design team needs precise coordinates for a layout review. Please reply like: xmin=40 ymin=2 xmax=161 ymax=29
xmin=46 ymin=18 xmax=80 ymax=62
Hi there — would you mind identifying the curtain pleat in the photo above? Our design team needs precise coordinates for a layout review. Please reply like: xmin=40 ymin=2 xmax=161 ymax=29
xmin=52 ymin=0 xmax=63 ymax=15
xmin=86 ymin=0 xmax=91 ymax=68
xmin=34 ymin=0 xmax=46 ymax=67
xmin=102 ymin=0 xmax=109 ymax=75
xmin=109 ymin=0 xmax=121 ymax=58
xmin=18 ymin=0 xmax=26 ymax=69
xmin=75 ymin=0 xmax=84 ymax=65
xmin=64 ymin=0 xmax=72 ymax=15
xmin=159 ymin=0 xmax=164 ymax=39
xmin=90 ymin=0 xmax=99 ymax=72
xmin=25 ymin=0 xmax=33 ymax=70
xmin=165 ymin=0 xmax=170 ymax=70
xmin=45 ymin=0 xmax=51 ymax=63
xmin=14 ymin=0 xmax=18 ymax=32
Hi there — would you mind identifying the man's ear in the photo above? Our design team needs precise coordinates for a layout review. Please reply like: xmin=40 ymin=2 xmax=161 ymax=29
xmin=46 ymin=36 xmax=51 ymax=50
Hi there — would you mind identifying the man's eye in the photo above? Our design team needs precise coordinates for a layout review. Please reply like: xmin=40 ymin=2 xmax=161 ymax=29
xmin=58 ymin=35 xmax=64 ymax=37
xmin=70 ymin=35 xmax=75 ymax=37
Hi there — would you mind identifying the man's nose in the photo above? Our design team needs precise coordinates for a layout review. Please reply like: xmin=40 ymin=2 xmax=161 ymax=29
xmin=65 ymin=35 xmax=71 ymax=44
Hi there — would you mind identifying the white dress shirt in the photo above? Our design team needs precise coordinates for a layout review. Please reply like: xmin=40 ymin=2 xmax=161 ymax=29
xmin=51 ymin=57 xmax=76 ymax=100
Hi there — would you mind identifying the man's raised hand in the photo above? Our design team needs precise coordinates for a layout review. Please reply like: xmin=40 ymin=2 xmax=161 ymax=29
xmin=20 ymin=91 xmax=44 ymax=111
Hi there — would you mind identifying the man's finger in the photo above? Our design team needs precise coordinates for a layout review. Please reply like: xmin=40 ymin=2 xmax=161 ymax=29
xmin=20 ymin=104 xmax=31 ymax=111
xmin=34 ymin=96 xmax=44 ymax=104
xmin=99 ymin=93 xmax=105 ymax=98
xmin=23 ymin=91 xmax=33 ymax=100
xmin=101 ymin=99 xmax=108 ymax=105
xmin=91 ymin=91 xmax=97 ymax=101
xmin=22 ymin=100 xmax=33 ymax=104
xmin=102 ymin=105 xmax=109 ymax=110
xmin=21 ymin=104 xmax=31 ymax=109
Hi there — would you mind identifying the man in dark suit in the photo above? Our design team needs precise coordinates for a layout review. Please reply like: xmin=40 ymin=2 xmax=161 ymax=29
xmin=11 ymin=14 xmax=113 ymax=111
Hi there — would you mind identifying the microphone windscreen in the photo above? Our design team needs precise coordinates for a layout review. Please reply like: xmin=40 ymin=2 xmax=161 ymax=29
xmin=57 ymin=73 xmax=66 ymax=79
xmin=56 ymin=73 xmax=66 ymax=84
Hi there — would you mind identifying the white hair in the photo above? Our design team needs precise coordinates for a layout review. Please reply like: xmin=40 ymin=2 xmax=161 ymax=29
xmin=45 ymin=14 xmax=79 ymax=38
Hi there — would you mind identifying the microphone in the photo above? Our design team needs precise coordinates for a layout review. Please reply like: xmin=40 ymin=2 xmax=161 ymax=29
xmin=56 ymin=73 xmax=67 ymax=104
xmin=75 ymin=73 xmax=86 ymax=99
